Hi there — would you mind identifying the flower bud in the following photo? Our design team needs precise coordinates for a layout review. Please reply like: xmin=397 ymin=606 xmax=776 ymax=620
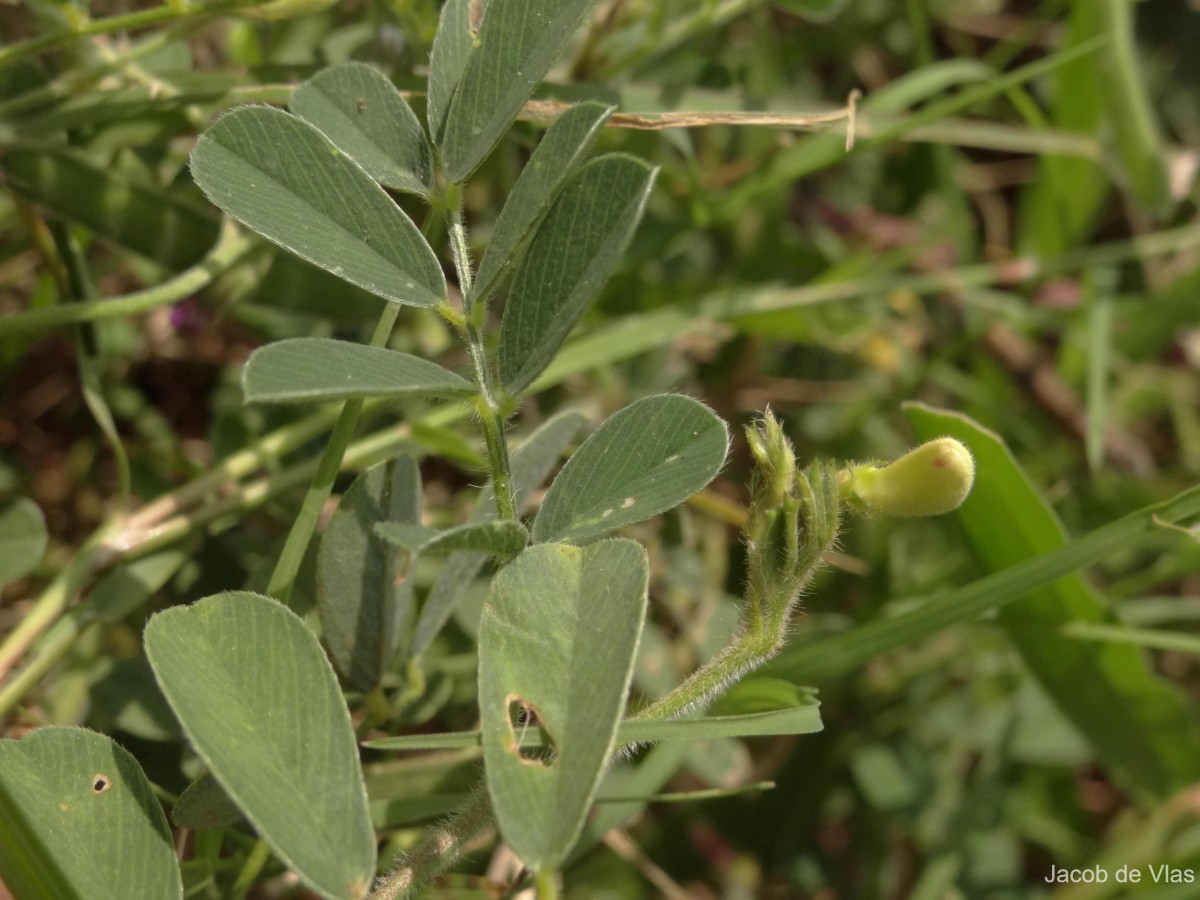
xmin=843 ymin=437 xmax=975 ymax=517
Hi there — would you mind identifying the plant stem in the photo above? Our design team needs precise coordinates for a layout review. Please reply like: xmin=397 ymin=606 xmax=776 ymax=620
xmin=265 ymin=303 xmax=401 ymax=602
xmin=0 ymin=0 xmax=268 ymax=70
xmin=446 ymin=192 xmax=516 ymax=520
xmin=536 ymin=869 xmax=561 ymax=899
xmin=0 ymin=224 xmax=257 ymax=339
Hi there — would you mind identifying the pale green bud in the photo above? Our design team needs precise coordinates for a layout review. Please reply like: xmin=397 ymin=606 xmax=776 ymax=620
xmin=843 ymin=437 xmax=975 ymax=517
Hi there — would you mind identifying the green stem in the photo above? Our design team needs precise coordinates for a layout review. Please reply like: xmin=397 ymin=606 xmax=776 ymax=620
xmin=265 ymin=303 xmax=401 ymax=601
xmin=0 ymin=225 xmax=256 ymax=339
xmin=446 ymin=192 xmax=516 ymax=520
xmin=0 ymin=0 xmax=268 ymax=70
xmin=229 ymin=839 xmax=272 ymax=900
xmin=536 ymin=869 xmax=561 ymax=899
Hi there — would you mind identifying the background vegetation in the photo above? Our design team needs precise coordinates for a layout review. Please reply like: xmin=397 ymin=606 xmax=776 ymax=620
xmin=2 ymin=0 xmax=1200 ymax=897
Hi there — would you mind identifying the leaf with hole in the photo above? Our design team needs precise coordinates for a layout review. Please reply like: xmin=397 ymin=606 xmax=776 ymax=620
xmin=471 ymin=101 xmax=614 ymax=302
xmin=145 ymin=592 xmax=374 ymax=900
xmin=533 ymin=394 xmax=729 ymax=544
xmin=0 ymin=727 xmax=182 ymax=900
xmin=189 ymin=105 xmax=444 ymax=307
xmin=498 ymin=154 xmax=656 ymax=394
xmin=242 ymin=339 xmax=474 ymax=404
xmin=318 ymin=455 xmax=422 ymax=691
xmin=290 ymin=62 xmax=432 ymax=195
xmin=480 ymin=539 xmax=648 ymax=870
xmin=374 ymin=519 xmax=527 ymax=558
xmin=441 ymin=0 xmax=603 ymax=181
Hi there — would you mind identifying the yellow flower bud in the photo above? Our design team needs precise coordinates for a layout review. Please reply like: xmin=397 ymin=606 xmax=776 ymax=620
xmin=845 ymin=437 xmax=975 ymax=517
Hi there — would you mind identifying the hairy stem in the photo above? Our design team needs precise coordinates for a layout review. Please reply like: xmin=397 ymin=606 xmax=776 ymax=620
xmin=447 ymin=192 xmax=516 ymax=520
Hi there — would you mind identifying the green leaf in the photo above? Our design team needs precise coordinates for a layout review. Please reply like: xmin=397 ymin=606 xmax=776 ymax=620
xmin=0 ymin=727 xmax=182 ymax=900
xmin=145 ymin=592 xmax=374 ymax=900
xmin=410 ymin=409 xmax=587 ymax=657
xmin=441 ymin=0 xmax=602 ymax=181
xmin=904 ymin=403 xmax=1200 ymax=802
xmin=189 ymin=105 xmax=444 ymax=307
xmin=0 ymin=497 xmax=47 ymax=585
xmin=498 ymin=154 xmax=656 ymax=393
xmin=471 ymin=101 xmax=614 ymax=302
xmin=242 ymin=338 xmax=474 ymax=404
xmin=318 ymin=456 xmax=422 ymax=690
xmin=171 ymin=772 xmax=243 ymax=831
xmin=480 ymin=539 xmax=648 ymax=870
xmin=2 ymin=145 xmax=219 ymax=271
xmin=290 ymin=62 xmax=433 ymax=196
xmin=533 ymin=395 xmax=729 ymax=544
xmin=374 ymin=519 xmax=527 ymax=558
xmin=426 ymin=0 xmax=487 ymax=144
xmin=366 ymin=691 xmax=821 ymax=751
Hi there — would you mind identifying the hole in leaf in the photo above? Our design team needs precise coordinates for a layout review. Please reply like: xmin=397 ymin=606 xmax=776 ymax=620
xmin=505 ymin=695 xmax=557 ymax=767
xmin=92 ymin=774 xmax=111 ymax=794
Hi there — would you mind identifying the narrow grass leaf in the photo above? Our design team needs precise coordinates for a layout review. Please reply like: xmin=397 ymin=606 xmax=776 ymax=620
xmin=0 ymin=727 xmax=181 ymax=900
xmin=3 ymin=145 xmax=219 ymax=271
xmin=190 ymin=105 xmax=444 ymax=306
xmin=426 ymin=0 xmax=487 ymax=144
xmin=242 ymin=339 xmax=474 ymax=405
xmin=145 ymin=592 xmax=375 ymax=900
xmin=441 ymin=0 xmax=602 ymax=181
xmin=318 ymin=456 xmax=422 ymax=690
xmin=471 ymin=101 xmax=614 ymax=302
xmin=903 ymin=403 xmax=1200 ymax=801
xmin=366 ymin=693 xmax=821 ymax=751
xmin=375 ymin=520 xmax=527 ymax=557
xmin=480 ymin=539 xmax=648 ymax=869
xmin=499 ymin=155 xmax=656 ymax=393
xmin=411 ymin=410 xmax=587 ymax=657
xmin=290 ymin=62 xmax=432 ymax=195
xmin=0 ymin=497 xmax=47 ymax=585
xmin=533 ymin=395 xmax=728 ymax=544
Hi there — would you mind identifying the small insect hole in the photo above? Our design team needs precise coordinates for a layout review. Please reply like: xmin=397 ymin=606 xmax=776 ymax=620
xmin=92 ymin=774 xmax=111 ymax=794
xmin=506 ymin=696 xmax=556 ymax=767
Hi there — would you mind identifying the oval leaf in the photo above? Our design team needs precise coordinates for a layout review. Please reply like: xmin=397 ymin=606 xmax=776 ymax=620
xmin=498 ymin=154 xmax=656 ymax=394
xmin=290 ymin=62 xmax=433 ymax=195
xmin=480 ymin=539 xmax=648 ymax=869
xmin=318 ymin=456 xmax=422 ymax=690
xmin=441 ymin=0 xmax=602 ymax=181
xmin=242 ymin=338 xmax=474 ymax=404
xmin=471 ymin=101 xmax=614 ymax=302
xmin=145 ymin=592 xmax=375 ymax=899
xmin=374 ymin=519 xmax=527 ymax=557
xmin=0 ymin=496 xmax=47 ymax=584
xmin=190 ymin=105 xmax=444 ymax=307
xmin=0 ymin=727 xmax=181 ymax=900
xmin=533 ymin=395 xmax=729 ymax=544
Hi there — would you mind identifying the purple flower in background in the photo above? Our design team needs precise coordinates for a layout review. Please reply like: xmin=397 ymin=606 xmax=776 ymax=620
xmin=170 ymin=297 xmax=208 ymax=335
